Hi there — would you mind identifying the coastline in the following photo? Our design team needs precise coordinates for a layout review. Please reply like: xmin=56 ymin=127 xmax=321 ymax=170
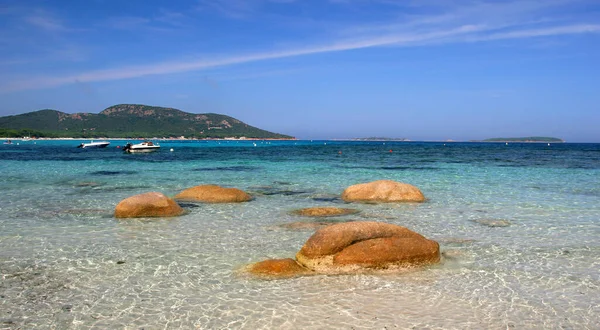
xmin=1 ymin=137 xmax=590 ymax=143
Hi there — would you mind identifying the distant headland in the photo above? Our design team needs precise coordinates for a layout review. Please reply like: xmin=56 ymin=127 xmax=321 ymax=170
xmin=0 ymin=104 xmax=294 ymax=139
xmin=480 ymin=137 xmax=564 ymax=143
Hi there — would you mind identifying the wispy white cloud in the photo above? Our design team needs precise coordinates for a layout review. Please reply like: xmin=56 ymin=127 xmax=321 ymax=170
xmin=22 ymin=8 xmax=86 ymax=33
xmin=196 ymin=0 xmax=299 ymax=19
xmin=155 ymin=9 xmax=187 ymax=27
xmin=105 ymin=16 xmax=152 ymax=30
xmin=104 ymin=11 xmax=188 ymax=32
xmin=196 ymin=0 xmax=259 ymax=19
xmin=479 ymin=24 xmax=600 ymax=41
xmin=25 ymin=15 xmax=65 ymax=31
xmin=2 ymin=0 xmax=599 ymax=93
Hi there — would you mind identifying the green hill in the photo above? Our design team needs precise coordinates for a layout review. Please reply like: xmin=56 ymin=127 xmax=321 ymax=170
xmin=0 ymin=104 xmax=293 ymax=139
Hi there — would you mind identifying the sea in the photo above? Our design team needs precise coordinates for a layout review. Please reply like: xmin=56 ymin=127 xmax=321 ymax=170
xmin=0 ymin=139 xmax=598 ymax=329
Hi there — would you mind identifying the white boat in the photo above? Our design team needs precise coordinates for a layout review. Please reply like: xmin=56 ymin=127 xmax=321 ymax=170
xmin=77 ymin=141 xmax=110 ymax=148
xmin=123 ymin=141 xmax=160 ymax=153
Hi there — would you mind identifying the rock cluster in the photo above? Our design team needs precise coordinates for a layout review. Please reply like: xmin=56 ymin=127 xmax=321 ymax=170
xmin=114 ymin=181 xmax=440 ymax=279
xmin=114 ymin=185 xmax=252 ymax=218
xmin=248 ymin=221 xmax=439 ymax=278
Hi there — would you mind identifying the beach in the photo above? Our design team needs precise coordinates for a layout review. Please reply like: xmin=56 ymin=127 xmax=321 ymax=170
xmin=1 ymin=140 xmax=598 ymax=329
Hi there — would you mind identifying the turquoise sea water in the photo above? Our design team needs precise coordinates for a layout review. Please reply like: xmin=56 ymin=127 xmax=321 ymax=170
xmin=1 ymin=140 xmax=599 ymax=329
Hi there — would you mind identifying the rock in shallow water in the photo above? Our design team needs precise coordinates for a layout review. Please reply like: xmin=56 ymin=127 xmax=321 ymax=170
xmin=247 ymin=258 xmax=312 ymax=278
xmin=248 ymin=221 xmax=439 ymax=278
xmin=341 ymin=180 xmax=425 ymax=203
xmin=175 ymin=184 xmax=251 ymax=203
xmin=114 ymin=192 xmax=184 ymax=218
xmin=296 ymin=221 xmax=439 ymax=272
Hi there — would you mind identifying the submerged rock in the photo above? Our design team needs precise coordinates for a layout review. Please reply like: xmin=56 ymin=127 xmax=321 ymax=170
xmin=247 ymin=258 xmax=312 ymax=278
xmin=73 ymin=181 xmax=100 ymax=187
xmin=251 ymin=186 xmax=313 ymax=196
xmin=310 ymin=193 xmax=343 ymax=203
xmin=291 ymin=207 xmax=360 ymax=217
xmin=114 ymin=192 xmax=184 ymax=218
xmin=472 ymin=219 xmax=511 ymax=227
xmin=175 ymin=185 xmax=251 ymax=203
xmin=296 ymin=221 xmax=439 ymax=272
xmin=341 ymin=180 xmax=425 ymax=203
xmin=441 ymin=249 xmax=466 ymax=260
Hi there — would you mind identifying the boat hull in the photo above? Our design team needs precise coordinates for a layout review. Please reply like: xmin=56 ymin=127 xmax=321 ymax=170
xmin=125 ymin=147 xmax=160 ymax=153
xmin=123 ymin=141 xmax=160 ymax=153
xmin=78 ymin=141 xmax=110 ymax=148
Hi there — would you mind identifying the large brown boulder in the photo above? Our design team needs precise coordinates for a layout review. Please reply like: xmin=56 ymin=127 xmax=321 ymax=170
xmin=247 ymin=258 xmax=312 ymax=278
xmin=341 ymin=180 xmax=425 ymax=203
xmin=296 ymin=221 xmax=439 ymax=273
xmin=114 ymin=192 xmax=184 ymax=218
xmin=291 ymin=207 xmax=359 ymax=217
xmin=175 ymin=185 xmax=251 ymax=203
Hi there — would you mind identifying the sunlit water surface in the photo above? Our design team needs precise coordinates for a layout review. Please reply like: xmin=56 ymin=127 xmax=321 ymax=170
xmin=1 ymin=140 xmax=599 ymax=329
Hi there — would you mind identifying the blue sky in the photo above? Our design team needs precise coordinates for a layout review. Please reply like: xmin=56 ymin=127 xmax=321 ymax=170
xmin=1 ymin=0 xmax=599 ymax=141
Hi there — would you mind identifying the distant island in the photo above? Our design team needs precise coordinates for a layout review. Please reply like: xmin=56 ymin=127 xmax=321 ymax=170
xmin=482 ymin=137 xmax=564 ymax=143
xmin=0 ymin=104 xmax=293 ymax=139
xmin=351 ymin=137 xmax=410 ymax=141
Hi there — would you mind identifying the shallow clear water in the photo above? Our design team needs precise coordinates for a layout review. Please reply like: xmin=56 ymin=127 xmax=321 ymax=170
xmin=1 ymin=140 xmax=599 ymax=329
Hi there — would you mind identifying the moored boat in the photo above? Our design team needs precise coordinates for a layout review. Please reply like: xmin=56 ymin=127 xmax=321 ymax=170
xmin=77 ymin=141 xmax=110 ymax=148
xmin=123 ymin=141 xmax=160 ymax=153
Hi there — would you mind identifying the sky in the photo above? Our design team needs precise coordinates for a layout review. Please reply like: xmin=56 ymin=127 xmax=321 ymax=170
xmin=0 ymin=0 xmax=599 ymax=141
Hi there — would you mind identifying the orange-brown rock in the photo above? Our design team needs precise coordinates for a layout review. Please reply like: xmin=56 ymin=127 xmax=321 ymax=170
xmin=291 ymin=207 xmax=359 ymax=217
xmin=296 ymin=221 xmax=439 ymax=273
xmin=248 ymin=258 xmax=312 ymax=278
xmin=333 ymin=237 xmax=439 ymax=267
xmin=341 ymin=180 xmax=425 ymax=203
xmin=175 ymin=185 xmax=251 ymax=203
xmin=114 ymin=192 xmax=184 ymax=218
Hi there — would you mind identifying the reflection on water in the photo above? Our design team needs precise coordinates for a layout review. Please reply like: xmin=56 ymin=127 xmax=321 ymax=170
xmin=0 ymin=140 xmax=599 ymax=328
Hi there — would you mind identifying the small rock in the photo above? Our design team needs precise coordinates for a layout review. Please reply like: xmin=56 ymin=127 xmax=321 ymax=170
xmin=247 ymin=258 xmax=312 ymax=278
xmin=175 ymin=185 xmax=251 ymax=203
xmin=442 ymin=250 xmax=465 ymax=259
xmin=473 ymin=219 xmax=511 ymax=227
xmin=342 ymin=180 xmax=425 ymax=203
xmin=114 ymin=192 xmax=184 ymax=218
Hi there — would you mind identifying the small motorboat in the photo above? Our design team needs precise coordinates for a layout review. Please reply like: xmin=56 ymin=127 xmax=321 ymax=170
xmin=3 ymin=139 xmax=12 ymax=145
xmin=123 ymin=141 xmax=160 ymax=153
xmin=77 ymin=141 xmax=110 ymax=148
